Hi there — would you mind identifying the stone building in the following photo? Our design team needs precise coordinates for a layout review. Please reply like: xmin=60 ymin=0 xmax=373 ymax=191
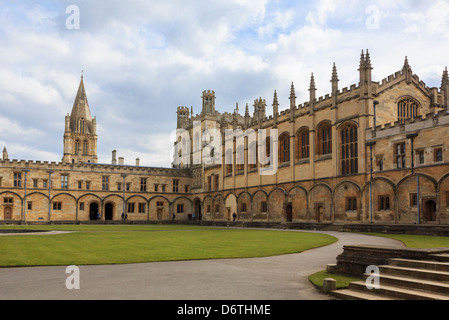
xmin=173 ymin=50 xmax=449 ymax=225
xmin=0 ymin=76 xmax=193 ymax=223
xmin=2 ymin=50 xmax=449 ymax=224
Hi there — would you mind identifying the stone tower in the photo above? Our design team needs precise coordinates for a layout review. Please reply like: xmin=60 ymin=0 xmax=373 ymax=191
xmin=62 ymin=75 xmax=98 ymax=164
xmin=202 ymin=90 xmax=216 ymax=115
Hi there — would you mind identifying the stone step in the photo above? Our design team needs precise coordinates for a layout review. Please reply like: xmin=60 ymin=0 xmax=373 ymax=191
xmin=331 ymin=288 xmax=397 ymax=300
xmin=363 ymin=273 xmax=449 ymax=295
xmin=390 ymin=258 xmax=449 ymax=272
xmin=430 ymin=254 xmax=449 ymax=263
xmin=349 ymin=281 xmax=449 ymax=300
xmin=379 ymin=265 xmax=449 ymax=282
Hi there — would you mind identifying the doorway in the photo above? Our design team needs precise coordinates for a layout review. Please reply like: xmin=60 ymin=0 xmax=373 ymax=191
xmin=4 ymin=207 xmax=12 ymax=220
xmin=89 ymin=203 xmax=99 ymax=221
xmin=315 ymin=205 xmax=324 ymax=223
xmin=105 ymin=203 xmax=114 ymax=221
xmin=285 ymin=205 xmax=293 ymax=222
xmin=424 ymin=200 xmax=437 ymax=222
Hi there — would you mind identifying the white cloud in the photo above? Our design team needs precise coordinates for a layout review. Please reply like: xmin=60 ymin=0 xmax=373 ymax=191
xmin=1 ymin=0 xmax=449 ymax=167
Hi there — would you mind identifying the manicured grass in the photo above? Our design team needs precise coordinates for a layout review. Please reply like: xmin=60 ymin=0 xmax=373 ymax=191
xmin=309 ymin=270 xmax=362 ymax=290
xmin=0 ymin=226 xmax=337 ymax=267
xmin=362 ymin=233 xmax=449 ymax=249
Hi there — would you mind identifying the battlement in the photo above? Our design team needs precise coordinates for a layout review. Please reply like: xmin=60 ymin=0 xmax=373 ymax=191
xmin=367 ymin=109 xmax=449 ymax=139
xmin=202 ymin=90 xmax=216 ymax=97
xmin=177 ymin=106 xmax=190 ymax=113
xmin=0 ymin=159 xmax=192 ymax=177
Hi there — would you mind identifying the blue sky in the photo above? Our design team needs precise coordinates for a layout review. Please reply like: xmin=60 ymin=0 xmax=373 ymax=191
xmin=1 ymin=0 xmax=448 ymax=167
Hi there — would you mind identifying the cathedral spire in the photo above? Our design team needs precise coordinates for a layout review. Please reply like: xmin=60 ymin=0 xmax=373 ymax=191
xmin=63 ymin=75 xmax=98 ymax=164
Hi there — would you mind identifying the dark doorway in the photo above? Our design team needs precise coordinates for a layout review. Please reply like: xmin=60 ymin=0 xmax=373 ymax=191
xmin=105 ymin=203 xmax=114 ymax=221
xmin=89 ymin=203 xmax=99 ymax=221
xmin=316 ymin=205 xmax=324 ymax=223
xmin=4 ymin=207 xmax=12 ymax=220
xmin=424 ymin=200 xmax=437 ymax=222
xmin=285 ymin=205 xmax=293 ymax=222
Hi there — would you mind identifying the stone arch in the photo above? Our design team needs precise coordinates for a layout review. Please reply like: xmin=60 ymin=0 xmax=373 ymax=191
xmin=105 ymin=194 xmax=126 ymax=221
xmin=252 ymin=190 xmax=268 ymax=221
xmin=25 ymin=192 xmax=49 ymax=222
xmin=149 ymin=196 xmax=170 ymax=221
xmin=213 ymin=194 xmax=225 ymax=221
xmin=288 ymin=186 xmax=308 ymax=221
xmin=436 ymin=173 xmax=449 ymax=224
xmin=268 ymin=188 xmax=286 ymax=221
xmin=51 ymin=193 xmax=77 ymax=221
xmin=173 ymin=196 xmax=193 ymax=221
xmin=225 ymin=193 xmax=237 ymax=221
xmin=237 ymin=192 xmax=252 ymax=220
xmin=0 ymin=191 xmax=22 ymax=221
xmin=397 ymin=174 xmax=437 ymax=223
xmin=333 ymin=181 xmax=362 ymax=222
xmin=203 ymin=195 xmax=214 ymax=220
xmin=361 ymin=177 xmax=396 ymax=223
xmin=78 ymin=193 xmax=102 ymax=221
xmin=309 ymin=183 xmax=332 ymax=222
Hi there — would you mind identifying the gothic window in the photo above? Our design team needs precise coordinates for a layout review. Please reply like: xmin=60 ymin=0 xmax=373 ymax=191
xmin=296 ymin=128 xmax=310 ymax=161
xmin=398 ymin=98 xmax=420 ymax=123
xmin=75 ymin=140 xmax=80 ymax=155
xmin=80 ymin=118 xmax=85 ymax=134
xmin=317 ymin=122 xmax=332 ymax=156
xmin=341 ymin=124 xmax=358 ymax=175
xmin=278 ymin=133 xmax=290 ymax=164
xmin=83 ymin=141 xmax=88 ymax=155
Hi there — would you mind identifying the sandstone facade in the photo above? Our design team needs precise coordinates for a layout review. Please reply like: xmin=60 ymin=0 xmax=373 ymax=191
xmin=2 ymin=51 xmax=449 ymax=224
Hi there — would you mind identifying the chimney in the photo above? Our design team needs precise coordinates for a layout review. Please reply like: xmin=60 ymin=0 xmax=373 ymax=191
xmin=112 ymin=150 xmax=117 ymax=165
xmin=118 ymin=157 xmax=124 ymax=165
xmin=136 ymin=158 xmax=140 ymax=167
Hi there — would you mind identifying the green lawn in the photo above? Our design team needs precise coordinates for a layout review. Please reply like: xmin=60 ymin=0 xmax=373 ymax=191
xmin=0 ymin=225 xmax=337 ymax=267
xmin=362 ymin=233 xmax=449 ymax=249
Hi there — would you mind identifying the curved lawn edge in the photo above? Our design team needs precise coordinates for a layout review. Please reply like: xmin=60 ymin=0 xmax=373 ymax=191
xmin=0 ymin=227 xmax=338 ymax=268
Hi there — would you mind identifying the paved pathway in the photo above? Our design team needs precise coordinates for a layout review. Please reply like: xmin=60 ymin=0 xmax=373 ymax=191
xmin=0 ymin=230 xmax=404 ymax=300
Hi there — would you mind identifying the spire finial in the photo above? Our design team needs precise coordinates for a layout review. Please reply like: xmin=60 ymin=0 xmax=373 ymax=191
xmin=331 ymin=62 xmax=339 ymax=82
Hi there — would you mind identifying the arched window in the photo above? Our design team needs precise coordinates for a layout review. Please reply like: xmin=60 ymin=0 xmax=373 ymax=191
xmin=341 ymin=123 xmax=358 ymax=175
xmin=80 ymin=118 xmax=85 ymax=134
xmin=398 ymin=98 xmax=420 ymax=123
xmin=75 ymin=140 xmax=80 ymax=155
xmin=296 ymin=128 xmax=309 ymax=161
xmin=317 ymin=122 xmax=332 ymax=156
xmin=279 ymin=133 xmax=290 ymax=164
xmin=83 ymin=141 xmax=88 ymax=155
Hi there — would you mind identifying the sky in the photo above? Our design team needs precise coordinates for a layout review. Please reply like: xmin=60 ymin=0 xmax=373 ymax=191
xmin=1 ymin=0 xmax=449 ymax=167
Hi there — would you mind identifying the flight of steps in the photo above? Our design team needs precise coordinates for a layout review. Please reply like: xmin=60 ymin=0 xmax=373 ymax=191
xmin=332 ymin=257 xmax=449 ymax=300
